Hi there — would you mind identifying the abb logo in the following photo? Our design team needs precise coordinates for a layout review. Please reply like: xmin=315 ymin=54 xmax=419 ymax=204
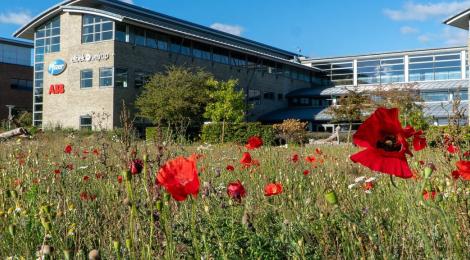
xmin=49 ymin=84 xmax=65 ymax=95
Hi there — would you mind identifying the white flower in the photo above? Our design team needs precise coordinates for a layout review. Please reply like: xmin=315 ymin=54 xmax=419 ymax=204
xmin=354 ymin=176 xmax=367 ymax=183
xmin=348 ymin=183 xmax=358 ymax=189
xmin=365 ymin=177 xmax=377 ymax=183
xmin=78 ymin=166 xmax=89 ymax=170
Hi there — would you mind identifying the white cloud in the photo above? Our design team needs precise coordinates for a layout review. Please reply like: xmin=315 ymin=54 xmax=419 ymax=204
xmin=417 ymin=27 xmax=467 ymax=45
xmin=210 ymin=23 xmax=244 ymax=36
xmin=384 ymin=1 xmax=470 ymax=21
xmin=119 ymin=0 xmax=134 ymax=4
xmin=400 ymin=26 xmax=419 ymax=34
xmin=0 ymin=11 xmax=32 ymax=26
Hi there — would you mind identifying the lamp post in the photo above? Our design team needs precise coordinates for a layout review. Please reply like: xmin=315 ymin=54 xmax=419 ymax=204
xmin=5 ymin=105 xmax=15 ymax=130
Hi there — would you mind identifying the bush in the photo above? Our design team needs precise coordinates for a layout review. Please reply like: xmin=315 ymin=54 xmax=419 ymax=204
xmin=273 ymin=119 xmax=308 ymax=144
xmin=201 ymin=122 xmax=276 ymax=145
xmin=425 ymin=125 xmax=470 ymax=147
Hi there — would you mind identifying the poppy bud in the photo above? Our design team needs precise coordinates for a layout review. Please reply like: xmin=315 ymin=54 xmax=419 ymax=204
xmin=424 ymin=167 xmax=433 ymax=178
xmin=324 ymin=190 xmax=338 ymax=205
xmin=412 ymin=161 xmax=419 ymax=168
xmin=124 ymin=170 xmax=132 ymax=182
xmin=156 ymin=200 xmax=163 ymax=211
xmin=125 ymin=238 xmax=132 ymax=250
xmin=113 ymin=240 xmax=120 ymax=253
xmin=8 ymin=224 xmax=16 ymax=236
xmin=63 ymin=250 xmax=71 ymax=260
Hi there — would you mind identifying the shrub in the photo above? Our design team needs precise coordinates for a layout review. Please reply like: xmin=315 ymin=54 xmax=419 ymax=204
xmin=426 ymin=125 xmax=470 ymax=147
xmin=201 ymin=122 xmax=276 ymax=145
xmin=273 ymin=119 xmax=308 ymax=144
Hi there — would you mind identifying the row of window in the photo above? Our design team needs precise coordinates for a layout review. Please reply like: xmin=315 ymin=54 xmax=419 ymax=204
xmin=79 ymin=67 xmax=151 ymax=89
xmin=313 ymin=51 xmax=466 ymax=86
xmin=112 ymin=19 xmax=319 ymax=84
xmin=10 ymin=78 xmax=33 ymax=91
xmin=289 ymin=97 xmax=331 ymax=107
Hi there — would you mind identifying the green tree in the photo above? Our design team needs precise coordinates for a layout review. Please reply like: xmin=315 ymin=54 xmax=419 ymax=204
xmin=204 ymin=79 xmax=245 ymax=142
xmin=327 ymin=89 xmax=372 ymax=143
xmin=135 ymin=66 xmax=214 ymax=128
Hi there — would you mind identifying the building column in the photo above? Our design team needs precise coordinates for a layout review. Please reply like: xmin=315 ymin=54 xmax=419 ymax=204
xmin=461 ymin=50 xmax=466 ymax=80
xmin=353 ymin=59 xmax=358 ymax=86
xmin=468 ymin=20 xmax=470 ymax=125
xmin=404 ymin=55 xmax=409 ymax=83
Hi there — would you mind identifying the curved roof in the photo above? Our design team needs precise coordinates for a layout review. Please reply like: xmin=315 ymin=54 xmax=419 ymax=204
xmin=14 ymin=0 xmax=302 ymax=61
xmin=444 ymin=8 xmax=470 ymax=30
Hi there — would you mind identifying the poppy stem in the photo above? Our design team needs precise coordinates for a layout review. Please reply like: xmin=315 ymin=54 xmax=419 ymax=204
xmin=389 ymin=175 xmax=398 ymax=188
xmin=191 ymin=197 xmax=201 ymax=260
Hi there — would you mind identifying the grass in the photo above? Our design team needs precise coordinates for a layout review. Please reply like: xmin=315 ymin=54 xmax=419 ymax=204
xmin=0 ymin=132 xmax=469 ymax=259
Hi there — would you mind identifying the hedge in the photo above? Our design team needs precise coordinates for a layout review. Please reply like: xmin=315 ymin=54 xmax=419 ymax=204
xmin=425 ymin=125 xmax=470 ymax=147
xmin=201 ymin=122 xmax=276 ymax=145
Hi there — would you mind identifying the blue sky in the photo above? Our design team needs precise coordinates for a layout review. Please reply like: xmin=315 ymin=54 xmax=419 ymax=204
xmin=0 ymin=0 xmax=469 ymax=58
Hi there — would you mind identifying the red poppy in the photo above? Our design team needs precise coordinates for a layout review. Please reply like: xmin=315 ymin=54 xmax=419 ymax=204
xmin=95 ymin=172 xmax=104 ymax=179
xmin=264 ymin=183 xmax=283 ymax=196
xmin=156 ymin=156 xmax=200 ymax=201
xmin=452 ymin=170 xmax=460 ymax=180
xmin=447 ymin=144 xmax=459 ymax=154
xmin=423 ymin=190 xmax=437 ymax=201
xmin=456 ymin=160 xmax=470 ymax=180
xmin=83 ymin=150 xmax=89 ymax=154
xmin=464 ymin=151 xmax=470 ymax=157
xmin=350 ymin=108 xmax=418 ymax=179
xmin=226 ymin=165 xmax=235 ymax=171
xmin=66 ymin=164 xmax=74 ymax=170
xmin=305 ymin=156 xmax=316 ymax=163
xmin=303 ymin=170 xmax=310 ymax=176
xmin=64 ymin=144 xmax=72 ymax=154
xmin=363 ymin=181 xmax=374 ymax=191
xmin=291 ymin=154 xmax=299 ymax=163
xmin=93 ymin=149 xmax=100 ymax=156
xmin=129 ymin=159 xmax=144 ymax=175
xmin=240 ymin=152 xmax=259 ymax=168
xmin=117 ymin=175 xmax=123 ymax=184
xmin=245 ymin=136 xmax=263 ymax=150
xmin=54 ymin=169 xmax=61 ymax=175
xmin=227 ymin=180 xmax=246 ymax=201
xmin=315 ymin=148 xmax=322 ymax=155
xmin=412 ymin=130 xmax=427 ymax=151
xmin=83 ymin=176 xmax=90 ymax=182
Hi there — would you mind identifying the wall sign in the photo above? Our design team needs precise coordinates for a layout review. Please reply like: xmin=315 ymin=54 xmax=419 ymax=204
xmin=49 ymin=84 xmax=65 ymax=95
xmin=71 ymin=53 xmax=110 ymax=63
xmin=48 ymin=59 xmax=67 ymax=75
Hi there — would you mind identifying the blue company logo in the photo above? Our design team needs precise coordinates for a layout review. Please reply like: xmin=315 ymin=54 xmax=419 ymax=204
xmin=48 ymin=59 xmax=67 ymax=75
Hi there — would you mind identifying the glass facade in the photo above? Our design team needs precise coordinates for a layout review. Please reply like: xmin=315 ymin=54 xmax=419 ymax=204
xmin=34 ymin=16 xmax=60 ymax=127
xmin=0 ymin=43 xmax=32 ymax=66
xmin=357 ymin=57 xmax=404 ymax=84
xmin=409 ymin=52 xmax=461 ymax=81
xmin=315 ymin=62 xmax=354 ymax=85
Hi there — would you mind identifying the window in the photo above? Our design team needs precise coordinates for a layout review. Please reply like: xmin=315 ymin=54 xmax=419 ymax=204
xmin=99 ymin=68 xmax=113 ymax=87
xmin=317 ymin=62 xmax=354 ymax=85
xmin=131 ymin=26 xmax=146 ymax=46
xmin=192 ymin=42 xmax=211 ymax=60
xmin=409 ymin=52 xmax=462 ymax=81
xmin=80 ymin=69 xmax=93 ymax=88
xmin=263 ymin=92 xmax=275 ymax=100
xmin=135 ymin=71 xmax=151 ymax=88
xmin=115 ymin=22 xmax=127 ymax=42
xmin=248 ymin=89 xmax=261 ymax=104
xmin=115 ymin=68 xmax=128 ymax=88
xmin=300 ymin=98 xmax=310 ymax=105
xmin=80 ymin=116 xmax=92 ymax=131
xmin=10 ymin=79 xmax=33 ymax=90
xmin=278 ymin=93 xmax=283 ymax=100
xmin=421 ymin=92 xmax=449 ymax=102
xmin=213 ymin=47 xmax=229 ymax=64
xmin=82 ymin=15 xmax=113 ymax=43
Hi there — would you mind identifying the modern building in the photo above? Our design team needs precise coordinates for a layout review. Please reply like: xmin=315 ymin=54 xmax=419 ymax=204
xmin=12 ymin=0 xmax=470 ymax=130
xmin=0 ymin=37 xmax=33 ymax=123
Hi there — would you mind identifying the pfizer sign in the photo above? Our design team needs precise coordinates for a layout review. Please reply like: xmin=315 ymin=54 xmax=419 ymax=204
xmin=48 ymin=59 xmax=67 ymax=75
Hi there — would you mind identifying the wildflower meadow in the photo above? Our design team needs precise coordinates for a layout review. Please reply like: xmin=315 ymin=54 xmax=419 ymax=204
xmin=1 ymin=107 xmax=470 ymax=259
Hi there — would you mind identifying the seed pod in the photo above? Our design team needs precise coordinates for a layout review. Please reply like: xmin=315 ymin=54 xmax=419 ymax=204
xmin=8 ymin=224 xmax=16 ymax=236
xmin=113 ymin=240 xmax=120 ymax=253
xmin=125 ymin=238 xmax=132 ymax=250
xmin=424 ymin=167 xmax=433 ymax=178
xmin=324 ymin=190 xmax=338 ymax=205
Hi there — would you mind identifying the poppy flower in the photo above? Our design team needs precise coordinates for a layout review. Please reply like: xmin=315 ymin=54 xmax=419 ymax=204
xmin=303 ymin=170 xmax=310 ymax=176
xmin=350 ymin=108 xmax=419 ymax=179
xmin=264 ymin=183 xmax=283 ymax=196
xmin=292 ymin=154 xmax=299 ymax=163
xmin=315 ymin=148 xmax=322 ymax=155
xmin=117 ymin=175 xmax=123 ymax=184
xmin=129 ymin=159 xmax=144 ymax=175
xmin=83 ymin=176 xmax=90 ymax=182
xmin=447 ymin=144 xmax=459 ymax=154
xmin=93 ymin=149 xmax=100 ymax=156
xmin=363 ymin=181 xmax=374 ymax=191
xmin=66 ymin=164 xmax=74 ymax=170
xmin=156 ymin=156 xmax=200 ymax=201
xmin=64 ymin=144 xmax=72 ymax=154
xmin=83 ymin=150 xmax=89 ymax=155
xmin=226 ymin=165 xmax=235 ymax=171
xmin=240 ymin=152 xmax=259 ymax=168
xmin=54 ymin=169 xmax=61 ymax=175
xmin=305 ymin=156 xmax=316 ymax=163
xmin=451 ymin=170 xmax=460 ymax=180
xmin=456 ymin=160 xmax=470 ymax=180
xmin=412 ymin=130 xmax=427 ymax=151
xmin=422 ymin=190 xmax=437 ymax=201
xmin=227 ymin=180 xmax=246 ymax=201
xmin=245 ymin=136 xmax=263 ymax=150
